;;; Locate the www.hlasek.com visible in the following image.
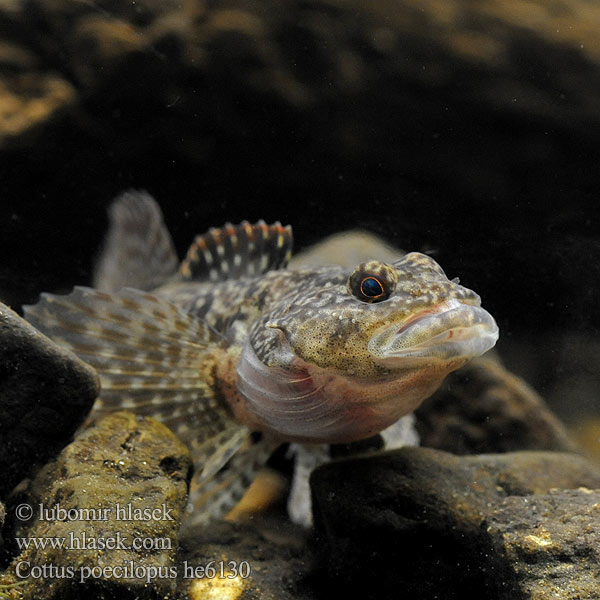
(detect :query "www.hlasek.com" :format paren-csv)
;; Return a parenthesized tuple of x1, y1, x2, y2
(15, 530, 172, 552)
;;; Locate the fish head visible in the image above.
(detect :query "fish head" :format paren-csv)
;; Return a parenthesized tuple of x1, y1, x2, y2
(238, 253, 499, 443)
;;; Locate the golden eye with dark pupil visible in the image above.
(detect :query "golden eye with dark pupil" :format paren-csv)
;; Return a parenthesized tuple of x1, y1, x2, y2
(360, 276, 384, 298)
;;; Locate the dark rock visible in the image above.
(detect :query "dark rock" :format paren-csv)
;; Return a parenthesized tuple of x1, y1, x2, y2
(177, 519, 316, 600)
(311, 447, 600, 600)
(483, 489, 600, 600)
(3, 0, 598, 149)
(0, 301, 99, 498)
(1, 411, 192, 600)
(415, 356, 578, 455)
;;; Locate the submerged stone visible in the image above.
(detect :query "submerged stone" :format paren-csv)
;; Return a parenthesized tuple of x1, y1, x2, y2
(0, 301, 98, 498)
(311, 447, 600, 600)
(415, 356, 578, 455)
(1, 411, 192, 600)
(483, 488, 600, 600)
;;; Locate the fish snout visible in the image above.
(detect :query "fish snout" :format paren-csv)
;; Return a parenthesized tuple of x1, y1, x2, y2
(369, 299, 499, 366)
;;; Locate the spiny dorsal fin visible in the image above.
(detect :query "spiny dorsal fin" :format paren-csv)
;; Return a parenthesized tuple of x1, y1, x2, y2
(179, 220, 293, 282)
(94, 191, 178, 293)
(23, 286, 248, 485)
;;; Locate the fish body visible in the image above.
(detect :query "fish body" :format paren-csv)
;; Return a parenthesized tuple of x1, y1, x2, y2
(160, 257, 496, 445)
(25, 192, 499, 524)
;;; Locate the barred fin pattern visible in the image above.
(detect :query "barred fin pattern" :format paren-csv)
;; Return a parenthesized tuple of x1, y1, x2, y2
(94, 191, 179, 293)
(179, 220, 293, 282)
(184, 435, 278, 526)
(24, 286, 247, 483)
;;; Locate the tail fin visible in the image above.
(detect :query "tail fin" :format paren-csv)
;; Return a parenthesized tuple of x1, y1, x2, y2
(94, 191, 179, 293)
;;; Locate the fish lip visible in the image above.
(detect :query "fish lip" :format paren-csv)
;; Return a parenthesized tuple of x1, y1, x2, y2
(369, 299, 499, 364)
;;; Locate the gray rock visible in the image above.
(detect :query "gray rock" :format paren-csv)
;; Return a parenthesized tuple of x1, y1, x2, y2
(289, 230, 403, 269)
(311, 447, 600, 600)
(2, 411, 192, 600)
(415, 357, 578, 455)
(483, 489, 600, 600)
(0, 301, 99, 498)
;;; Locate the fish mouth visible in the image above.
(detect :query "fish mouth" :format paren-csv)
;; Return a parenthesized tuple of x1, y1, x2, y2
(369, 299, 499, 367)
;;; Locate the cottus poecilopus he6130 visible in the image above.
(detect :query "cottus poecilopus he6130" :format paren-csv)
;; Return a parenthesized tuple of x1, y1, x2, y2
(24, 191, 499, 525)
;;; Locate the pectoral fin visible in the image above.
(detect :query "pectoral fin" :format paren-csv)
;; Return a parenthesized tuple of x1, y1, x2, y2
(24, 286, 249, 485)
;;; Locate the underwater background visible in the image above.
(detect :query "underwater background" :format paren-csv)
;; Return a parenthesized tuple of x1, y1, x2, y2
(0, 1, 598, 470)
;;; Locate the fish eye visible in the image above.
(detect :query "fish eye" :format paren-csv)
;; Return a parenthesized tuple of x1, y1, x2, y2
(348, 261, 398, 303)
(360, 277, 384, 298)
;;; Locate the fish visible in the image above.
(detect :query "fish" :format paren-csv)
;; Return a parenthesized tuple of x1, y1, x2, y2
(24, 191, 499, 525)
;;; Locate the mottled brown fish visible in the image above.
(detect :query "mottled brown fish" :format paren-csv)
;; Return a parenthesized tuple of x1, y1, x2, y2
(25, 191, 499, 524)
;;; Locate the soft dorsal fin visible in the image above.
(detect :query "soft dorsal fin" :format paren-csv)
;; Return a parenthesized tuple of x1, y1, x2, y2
(94, 191, 179, 293)
(179, 220, 293, 282)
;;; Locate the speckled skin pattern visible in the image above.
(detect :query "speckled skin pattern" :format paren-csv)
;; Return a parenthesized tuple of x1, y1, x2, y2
(156, 253, 496, 443)
(160, 254, 475, 368)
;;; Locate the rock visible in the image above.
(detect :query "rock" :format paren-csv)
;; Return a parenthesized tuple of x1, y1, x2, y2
(8, 0, 599, 141)
(311, 447, 600, 600)
(0, 301, 98, 498)
(289, 230, 403, 269)
(0, 73, 76, 146)
(483, 489, 600, 600)
(415, 356, 578, 455)
(1, 411, 192, 600)
(177, 519, 316, 600)
(571, 418, 600, 464)
(0, 0, 77, 146)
